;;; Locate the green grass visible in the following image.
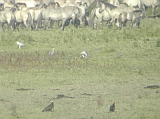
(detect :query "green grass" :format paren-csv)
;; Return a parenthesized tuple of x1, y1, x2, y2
(0, 18, 160, 119)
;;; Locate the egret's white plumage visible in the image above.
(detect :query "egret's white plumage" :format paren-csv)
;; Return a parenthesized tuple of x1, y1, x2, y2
(49, 48, 55, 55)
(81, 51, 87, 58)
(16, 41, 25, 49)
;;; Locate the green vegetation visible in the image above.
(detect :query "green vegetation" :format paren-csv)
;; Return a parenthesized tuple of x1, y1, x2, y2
(156, 39, 160, 47)
(0, 18, 160, 119)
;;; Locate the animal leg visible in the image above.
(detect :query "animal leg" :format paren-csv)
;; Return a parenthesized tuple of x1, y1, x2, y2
(6, 23, 10, 30)
(50, 20, 54, 28)
(155, 6, 159, 17)
(127, 21, 132, 28)
(152, 5, 155, 16)
(6, 18, 11, 30)
(71, 13, 77, 27)
(1, 23, 4, 31)
(122, 20, 127, 28)
(23, 20, 28, 30)
(30, 22, 34, 30)
(116, 19, 121, 29)
(79, 17, 85, 26)
(15, 22, 19, 31)
(10, 19, 16, 30)
(58, 21, 62, 27)
(44, 19, 49, 30)
(32, 22, 36, 30)
(142, 5, 147, 17)
(89, 9, 95, 29)
(61, 19, 67, 30)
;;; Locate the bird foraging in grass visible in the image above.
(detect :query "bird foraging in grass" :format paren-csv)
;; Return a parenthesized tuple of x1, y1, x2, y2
(49, 48, 55, 55)
(109, 102, 115, 112)
(80, 51, 87, 58)
(16, 41, 25, 49)
(42, 101, 54, 112)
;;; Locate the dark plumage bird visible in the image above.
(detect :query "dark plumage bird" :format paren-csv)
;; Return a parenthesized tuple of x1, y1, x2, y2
(109, 102, 115, 112)
(42, 101, 54, 112)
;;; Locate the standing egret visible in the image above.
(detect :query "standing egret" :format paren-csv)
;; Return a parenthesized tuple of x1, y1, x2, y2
(16, 41, 25, 49)
(81, 51, 87, 58)
(49, 48, 55, 55)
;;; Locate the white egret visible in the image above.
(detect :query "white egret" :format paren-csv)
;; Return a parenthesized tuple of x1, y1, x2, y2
(16, 41, 25, 49)
(81, 51, 87, 58)
(49, 48, 55, 55)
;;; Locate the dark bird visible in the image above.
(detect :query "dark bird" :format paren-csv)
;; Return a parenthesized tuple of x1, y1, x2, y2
(42, 101, 54, 112)
(144, 85, 159, 89)
(109, 102, 115, 112)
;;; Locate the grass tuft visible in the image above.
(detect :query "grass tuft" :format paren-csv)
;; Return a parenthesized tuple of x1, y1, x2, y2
(156, 39, 160, 47)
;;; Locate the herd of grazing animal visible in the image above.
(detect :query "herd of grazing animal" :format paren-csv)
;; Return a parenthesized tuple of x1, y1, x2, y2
(0, 0, 159, 31)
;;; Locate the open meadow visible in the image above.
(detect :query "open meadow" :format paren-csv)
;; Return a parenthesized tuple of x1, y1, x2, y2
(0, 17, 160, 119)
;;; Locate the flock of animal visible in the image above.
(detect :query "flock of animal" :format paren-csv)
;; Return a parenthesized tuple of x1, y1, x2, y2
(0, 0, 159, 31)
(42, 100, 115, 112)
(1, 0, 158, 115)
(16, 40, 88, 58)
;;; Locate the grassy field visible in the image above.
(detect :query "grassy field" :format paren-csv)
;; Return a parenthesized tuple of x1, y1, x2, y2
(0, 17, 160, 119)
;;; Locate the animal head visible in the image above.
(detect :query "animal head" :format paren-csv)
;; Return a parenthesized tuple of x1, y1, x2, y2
(76, 2, 88, 9)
